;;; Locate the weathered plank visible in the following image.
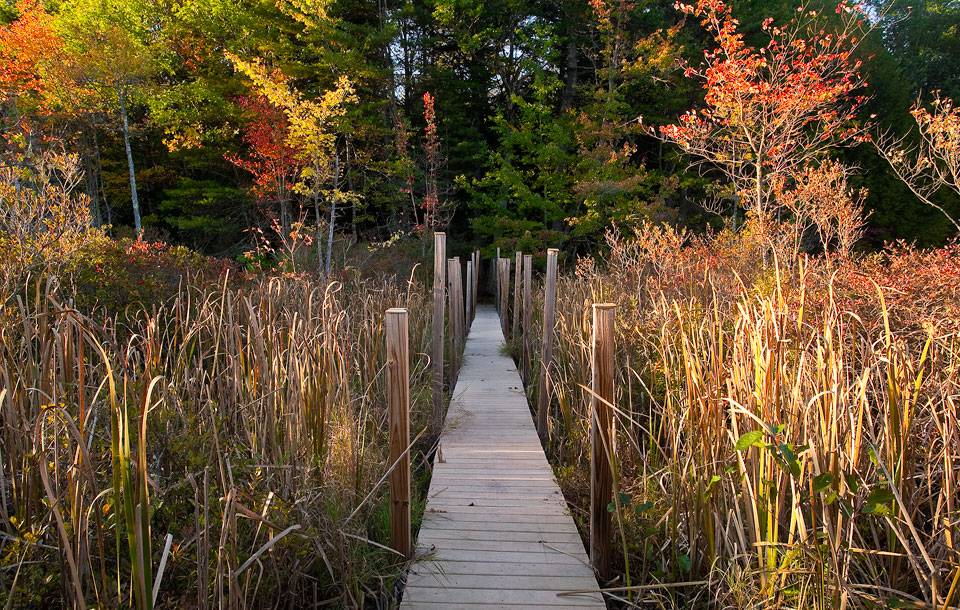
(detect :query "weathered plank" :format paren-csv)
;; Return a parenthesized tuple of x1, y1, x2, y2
(401, 305, 604, 609)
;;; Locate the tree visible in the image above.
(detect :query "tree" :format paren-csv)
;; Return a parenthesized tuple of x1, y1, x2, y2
(657, 0, 872, 237)
(420, 91, 454, 231)
(0, 0, 61, 109)
(226, 95, 304, 234)
(876, 92, 960, 233)
(55, 0, 165, 236)
(226, 53, 356, 274)
(0, 146, 97, 291)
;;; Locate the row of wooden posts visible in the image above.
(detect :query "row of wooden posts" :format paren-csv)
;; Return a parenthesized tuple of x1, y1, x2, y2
(384, 234, 618, 581)
(386, 233, 479, 559)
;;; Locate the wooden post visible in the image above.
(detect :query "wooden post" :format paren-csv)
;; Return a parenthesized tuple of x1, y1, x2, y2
(512, 251, 522, 342)
(472, 251, 479, 320)
(499, 258, 510, 338)
(385, 308, 411, 558)
(522, 254, 532, 384)
(465, 260, 474, 331)
(454, 258, 464, 356)
(448, 257, 463, 382)
(536, 248, 558, 441)
(494, 247, 501, 308)
(431, 233, 446, 431)
(590, 303, 616, 580)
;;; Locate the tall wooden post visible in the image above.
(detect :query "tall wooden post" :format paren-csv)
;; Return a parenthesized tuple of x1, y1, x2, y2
(448, 257, 464, 382)
(590, 303, 616, 580)
(455, 260, 464, 355)
(431, 233, 446, 431)
(498, 258, 510, 338)
(512, 251, 522, 342)
(522, 254, 533, 384)
(493, 247, 501, 308)
(536, 248, 558, 441)
(465, 260, 474, 331)
(385, 308, 411, 558)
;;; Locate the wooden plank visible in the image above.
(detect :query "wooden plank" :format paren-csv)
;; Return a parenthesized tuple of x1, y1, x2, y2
(417, 529, 584, 544)
(401, 305, 603, 609)
(405, 573, 598, 591)
(410, 560, 594, 578)
(404, 587, 602, 606)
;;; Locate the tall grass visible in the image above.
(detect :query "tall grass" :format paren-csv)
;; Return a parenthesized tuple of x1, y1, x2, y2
(527, 227, 960, 608)
(1, 271, 436, 608)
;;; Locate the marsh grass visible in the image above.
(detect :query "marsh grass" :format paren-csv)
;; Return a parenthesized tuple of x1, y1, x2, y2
(1, 269, 438, 608)
(524, 228, 960, 608)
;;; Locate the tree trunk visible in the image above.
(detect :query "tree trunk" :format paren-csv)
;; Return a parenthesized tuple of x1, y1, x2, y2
(119, 88, 142, 236)
(313, 185, 323, 272)
(325, 148, 340, 277)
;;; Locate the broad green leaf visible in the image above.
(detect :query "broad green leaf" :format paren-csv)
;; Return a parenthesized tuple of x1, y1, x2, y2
(735, 429, 764, 451)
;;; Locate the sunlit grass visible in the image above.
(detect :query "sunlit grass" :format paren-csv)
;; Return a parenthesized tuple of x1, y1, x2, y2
(526, 228, 960, 608)
(1, 271, 437, 608)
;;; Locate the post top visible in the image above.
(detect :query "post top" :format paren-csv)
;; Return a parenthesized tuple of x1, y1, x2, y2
(386, 307, 408, 314)
(547, 248, 559, 254)
(593, 303, 616, 310)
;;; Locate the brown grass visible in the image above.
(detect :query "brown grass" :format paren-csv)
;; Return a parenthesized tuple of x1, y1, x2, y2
(1, 270, 437, 608)
(526, 226, 960, 608)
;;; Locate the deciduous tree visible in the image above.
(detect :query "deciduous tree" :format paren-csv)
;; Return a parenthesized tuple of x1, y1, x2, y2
(226, 53, 356, 274)
(876, 92, 960, 232)
(657, 0, 872, 237)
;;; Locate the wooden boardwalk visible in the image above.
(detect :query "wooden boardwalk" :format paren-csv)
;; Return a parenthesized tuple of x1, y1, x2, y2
(401, 305, 605, 609)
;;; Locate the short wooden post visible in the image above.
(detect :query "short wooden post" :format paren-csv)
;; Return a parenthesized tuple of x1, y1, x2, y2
(431, 233, 446, 431)
(590, 303, 616, 581)
(522, 254, 532, 383)
(471, 250, 479, 320)
(512, 251, 522, 342)
(465, 260, 474, 331)
(499, 258, 510, 338)
(536, 248, 558, 441)
(385, 308, 411, 558)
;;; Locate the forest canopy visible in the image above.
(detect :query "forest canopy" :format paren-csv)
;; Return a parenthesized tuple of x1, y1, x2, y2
(1, 0, 959, 258)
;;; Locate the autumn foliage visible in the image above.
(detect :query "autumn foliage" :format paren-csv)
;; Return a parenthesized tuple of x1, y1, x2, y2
(659, 0, 871, 236)
(226, 95, 303, 231)
(0, 0, 61, 100)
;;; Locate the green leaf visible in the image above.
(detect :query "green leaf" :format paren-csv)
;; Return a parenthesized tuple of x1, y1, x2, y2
(734, 429, 764, 451)
(607, 501, 616, 513)
(865, 486, 895, 516)
(845, 473, 860, 494)
(617, 491, 631, 507)
(704, 474, 722, 497)
(634, 501, 654, 515)
(677, 553, 691, 573)
(778, 443, 801, 478)
(813, 473, 834, 493)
